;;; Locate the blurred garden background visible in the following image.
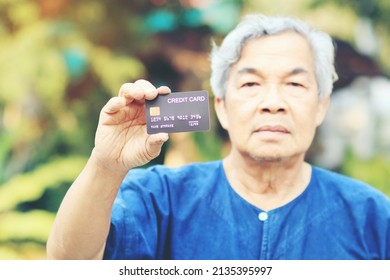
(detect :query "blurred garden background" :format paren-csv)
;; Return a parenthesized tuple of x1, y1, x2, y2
(0, 0, 390, 259)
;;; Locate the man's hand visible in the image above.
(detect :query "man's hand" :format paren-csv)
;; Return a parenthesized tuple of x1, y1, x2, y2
(92, 79, 170, 173)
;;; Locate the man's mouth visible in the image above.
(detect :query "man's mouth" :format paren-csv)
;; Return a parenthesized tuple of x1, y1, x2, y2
(255, 125, 290, 134)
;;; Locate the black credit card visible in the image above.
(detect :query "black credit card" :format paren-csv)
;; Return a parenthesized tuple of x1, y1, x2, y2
(145, 90, 210, 134)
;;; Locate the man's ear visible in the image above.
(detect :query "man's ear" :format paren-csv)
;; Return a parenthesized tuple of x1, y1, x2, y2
(315, 95, 330, 127)
(214, 96, 229, 130)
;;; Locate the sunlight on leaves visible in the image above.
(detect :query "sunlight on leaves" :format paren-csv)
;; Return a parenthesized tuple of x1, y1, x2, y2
(0, 156, 87, 212)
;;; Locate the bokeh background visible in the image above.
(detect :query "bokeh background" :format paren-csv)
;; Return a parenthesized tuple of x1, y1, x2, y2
(0, 0, 389, 259)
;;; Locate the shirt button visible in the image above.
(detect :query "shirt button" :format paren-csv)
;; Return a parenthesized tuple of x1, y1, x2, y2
(258, 212, 268, 221)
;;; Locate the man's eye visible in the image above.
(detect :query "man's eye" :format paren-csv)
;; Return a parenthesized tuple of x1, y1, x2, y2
(242, 82, 259, 87)
(288, 82, 303, 87)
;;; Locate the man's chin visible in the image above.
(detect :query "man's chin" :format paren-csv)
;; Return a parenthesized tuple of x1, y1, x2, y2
(250, 153, 284, 162)
(248, 151, 296, 164)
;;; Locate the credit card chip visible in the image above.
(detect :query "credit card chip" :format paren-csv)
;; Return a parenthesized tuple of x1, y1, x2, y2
(149, 106, 160, 116)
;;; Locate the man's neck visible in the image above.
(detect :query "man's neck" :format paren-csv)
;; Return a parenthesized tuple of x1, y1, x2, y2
(223, 152, 312, 211)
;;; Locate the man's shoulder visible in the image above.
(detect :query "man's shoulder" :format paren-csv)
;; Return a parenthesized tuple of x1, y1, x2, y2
(313, 165, 378, 190)
(312, 165, 390, 207)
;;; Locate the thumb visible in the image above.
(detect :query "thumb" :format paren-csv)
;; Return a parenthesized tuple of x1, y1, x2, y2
(146, 133, 169, 159)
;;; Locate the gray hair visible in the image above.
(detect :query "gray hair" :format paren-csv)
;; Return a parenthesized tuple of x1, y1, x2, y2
(210, 14, 338, 100)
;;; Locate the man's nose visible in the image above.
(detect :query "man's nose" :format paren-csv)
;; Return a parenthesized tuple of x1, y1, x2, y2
(258, 85, 287, 114)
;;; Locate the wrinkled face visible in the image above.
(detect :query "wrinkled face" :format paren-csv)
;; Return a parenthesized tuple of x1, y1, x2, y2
(215, 31, 330, 163)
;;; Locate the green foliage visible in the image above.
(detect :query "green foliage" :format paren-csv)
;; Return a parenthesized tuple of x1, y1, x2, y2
(192, 131, 223, 161)
(0, 156, 87, 259)
(90, 47, 146, 96)
(310, 0, 390, 21)
(309, 0, 390, 74)
(0, 156, 87, 212)
(0, 210, 54, 244)
(341, 152, 390, 197)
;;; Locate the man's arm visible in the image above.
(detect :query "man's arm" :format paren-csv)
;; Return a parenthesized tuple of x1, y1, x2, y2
(46, 156, 126, 259)
(46, 80, 170, 259)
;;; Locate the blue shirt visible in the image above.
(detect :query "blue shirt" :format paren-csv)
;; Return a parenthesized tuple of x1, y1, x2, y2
(103, 160, 390, 260)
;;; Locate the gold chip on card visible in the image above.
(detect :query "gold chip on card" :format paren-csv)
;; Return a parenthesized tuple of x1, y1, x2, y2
(149, 106, 160, 116)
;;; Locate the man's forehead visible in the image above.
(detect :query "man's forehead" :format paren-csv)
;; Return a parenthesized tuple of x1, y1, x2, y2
(232, 66, 313, 81)
(232, 34, 316, 77)
(239, 32, 314, 60)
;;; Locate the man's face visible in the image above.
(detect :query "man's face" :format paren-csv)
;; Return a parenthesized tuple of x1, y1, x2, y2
(215, 31, 330, 163)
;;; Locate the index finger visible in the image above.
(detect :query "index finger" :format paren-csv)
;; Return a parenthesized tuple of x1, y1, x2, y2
(157, 85, 171, 96)
(118, 80, 157, 103)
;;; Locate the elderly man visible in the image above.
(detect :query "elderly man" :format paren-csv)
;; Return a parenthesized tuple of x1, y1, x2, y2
(47, 14, 390, 259)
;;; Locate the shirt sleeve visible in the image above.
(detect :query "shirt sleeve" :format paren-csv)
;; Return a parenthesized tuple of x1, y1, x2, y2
(103, 167, 171, 260)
